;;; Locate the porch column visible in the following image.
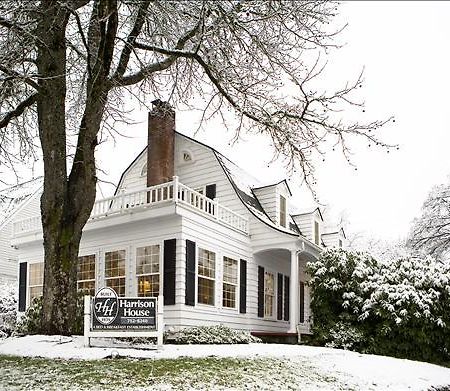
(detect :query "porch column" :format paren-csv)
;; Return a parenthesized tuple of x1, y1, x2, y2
(289, 250, 299, 333)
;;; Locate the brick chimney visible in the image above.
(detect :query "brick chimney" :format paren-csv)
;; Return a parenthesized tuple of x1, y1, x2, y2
(147, 99, 175, 187)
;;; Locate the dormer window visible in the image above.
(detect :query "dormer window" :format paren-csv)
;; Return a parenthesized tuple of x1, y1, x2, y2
(279, 195, 287, 227)
(314, 221, 320, 245)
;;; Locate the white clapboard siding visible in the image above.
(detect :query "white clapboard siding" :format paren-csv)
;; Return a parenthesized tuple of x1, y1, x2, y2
(292, 214, 313, 242)
(0, 224, 16, 280)
(253, 186, 277, 224)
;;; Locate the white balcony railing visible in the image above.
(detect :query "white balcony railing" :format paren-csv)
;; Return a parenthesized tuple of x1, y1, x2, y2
(12, 177, 249, 236)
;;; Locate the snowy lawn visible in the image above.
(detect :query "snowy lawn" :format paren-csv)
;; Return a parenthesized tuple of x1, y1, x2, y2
(0, 336, 450, 390)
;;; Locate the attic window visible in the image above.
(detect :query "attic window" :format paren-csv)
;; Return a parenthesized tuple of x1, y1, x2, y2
(141, 163, 147, 177)
(279, 195, 287, 227)
(314, 221, 320, 245)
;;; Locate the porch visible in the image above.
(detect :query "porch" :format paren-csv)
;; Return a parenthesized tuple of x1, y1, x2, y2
(12, 176, 249, 239)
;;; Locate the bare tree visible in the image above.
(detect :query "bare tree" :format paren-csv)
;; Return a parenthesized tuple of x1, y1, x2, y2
(0, 0, 394, 334)
(408, 180, 450, 262)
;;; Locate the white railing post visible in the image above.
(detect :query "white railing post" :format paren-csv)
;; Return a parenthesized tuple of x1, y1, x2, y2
(84, 295, 91, 347)
(173, 176, 179, 203)
(213, 198, 219, 220)
(157, 295, 164, 348)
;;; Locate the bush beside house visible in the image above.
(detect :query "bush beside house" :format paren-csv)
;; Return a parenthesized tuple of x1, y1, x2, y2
(307, 248, 450, 364)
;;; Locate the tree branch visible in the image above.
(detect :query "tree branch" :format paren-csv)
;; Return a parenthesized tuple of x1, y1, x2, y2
(0, 93, 38, 129)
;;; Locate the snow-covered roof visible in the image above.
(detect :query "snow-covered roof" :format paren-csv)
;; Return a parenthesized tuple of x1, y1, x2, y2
(0, 177, 43, 229)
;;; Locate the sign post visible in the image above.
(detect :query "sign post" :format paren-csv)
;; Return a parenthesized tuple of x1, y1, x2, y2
(84, 287, 164, 348)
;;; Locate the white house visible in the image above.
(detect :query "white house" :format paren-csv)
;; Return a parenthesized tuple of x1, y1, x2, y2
(0, 178, 42, 282)
(10, 101, 345, 337)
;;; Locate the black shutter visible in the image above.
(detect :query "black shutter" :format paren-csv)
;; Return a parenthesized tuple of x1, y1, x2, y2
(18, 262, 27, 312)
(163, 239, 176, 305)
(277, 273, 283, 320)
(205, 184, 216, 199)
(185, 240, 196, 306)
(284, 275, 290, 321)
(300, 281, 305, 323)
(239, 259, 247, 313)
(257, 266, 264, 317)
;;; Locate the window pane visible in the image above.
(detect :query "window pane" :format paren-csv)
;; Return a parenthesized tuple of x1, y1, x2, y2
(136, 245, 160, 275)
(264, 272, 274, 317)
(198, 277, 215, 305)
(29, 263, 44, 286)
(105, 250, 126, 278)
(198, 248, 215, 278)
(315, 221, 320, 245)
(29, 286, 43, 302)
(77, 280, 95, 296)
(222, 283, 236, 308)
(223, 257, 237, 284)
(137, 275, 159, 297)
(106, 277, 126, 297)
(280, 195, 286, 227)
(77, 254, 95, 281)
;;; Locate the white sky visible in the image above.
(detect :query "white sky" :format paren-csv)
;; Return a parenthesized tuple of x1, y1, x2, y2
(4, 1, 449, 242)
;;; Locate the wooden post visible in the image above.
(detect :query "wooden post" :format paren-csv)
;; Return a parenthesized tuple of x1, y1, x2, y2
(173, 176, 179, 202)
(84, 295, 91, 347)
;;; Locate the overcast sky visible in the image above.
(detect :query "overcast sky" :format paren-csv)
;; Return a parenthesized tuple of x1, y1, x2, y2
(5, 1, 448, 242)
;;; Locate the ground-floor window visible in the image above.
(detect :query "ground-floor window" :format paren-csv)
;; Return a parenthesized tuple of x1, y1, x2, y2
(29, 262, 44, 303)
(77, 254, 96, 296)
(264, 271, 275, 318)
(136, 245, 160, 297)
(198, 248, 215, 305)
(105, 250, 126, 296)
(222, 256, 238, 308)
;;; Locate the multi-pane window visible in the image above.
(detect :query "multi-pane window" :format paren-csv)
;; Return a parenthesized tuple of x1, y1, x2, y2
(280, 195, 287, 227)
(314, 221, 320, 245)
(105, 250, 126, 297)
(264, 271, 275, 317)
(29, 262, 44, 303)
(77, 254, 96, 296)
(136, 245, 160, 297)
(222, 257, 238, 308)
(198, 248, 215, 305)
(339, 239, 343, 248)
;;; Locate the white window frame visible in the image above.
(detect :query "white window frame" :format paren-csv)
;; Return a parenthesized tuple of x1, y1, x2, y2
(135, 243, 161, 298)
(104, 249, 127, 297)
(314, 220, 320, 245)
(222, 256, 239, 310)
(197, 247, 216, 307)
(28, 262, 44, 306)
(264, 270, 276, 319)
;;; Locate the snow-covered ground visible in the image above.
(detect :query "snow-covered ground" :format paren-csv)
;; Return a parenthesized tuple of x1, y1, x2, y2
(1, 335, 450, 390)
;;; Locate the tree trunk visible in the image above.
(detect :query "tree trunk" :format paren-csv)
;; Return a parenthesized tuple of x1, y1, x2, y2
(35, 0, 114, 335)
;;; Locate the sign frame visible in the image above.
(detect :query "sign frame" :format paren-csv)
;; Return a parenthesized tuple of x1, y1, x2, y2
(83, 292, 164, 348)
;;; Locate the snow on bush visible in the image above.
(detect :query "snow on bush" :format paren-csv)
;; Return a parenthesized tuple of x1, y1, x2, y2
(15, 296, 42, 335)
(0, 280, 17, 338)
(167, 325, 261, 344)
(308, 248, 450, 364)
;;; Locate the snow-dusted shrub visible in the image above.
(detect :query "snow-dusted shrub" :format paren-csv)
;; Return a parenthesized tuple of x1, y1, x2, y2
(308, 248, 450, 364)
(167, 325, 261, 344)
(15, 296, 43, 335)
(0, 281, 17, 338)
(325, 321, 364, 350)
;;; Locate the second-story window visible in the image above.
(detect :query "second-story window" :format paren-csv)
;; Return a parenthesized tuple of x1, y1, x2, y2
(105, 250, 126, 297)
(198, 248, 215, 305)
(314, 221, 320, 245)
(136, 245, 160, 297)
(77, 254, 96, 296)
(223, 257, 238, 308)
(280, 195, 287, 227)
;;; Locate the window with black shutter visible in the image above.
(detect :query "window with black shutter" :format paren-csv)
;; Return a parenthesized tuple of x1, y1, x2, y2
(18, 262, 27, 312)
(185, 240, 196, 306)
(257, 266, 264, 317)
(299, 281, 305, 323)
(277, 273, 283, 320)
(239, 259, 247, 313)
(284, 275, 290, 321)
(163, 239, 176, 305)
